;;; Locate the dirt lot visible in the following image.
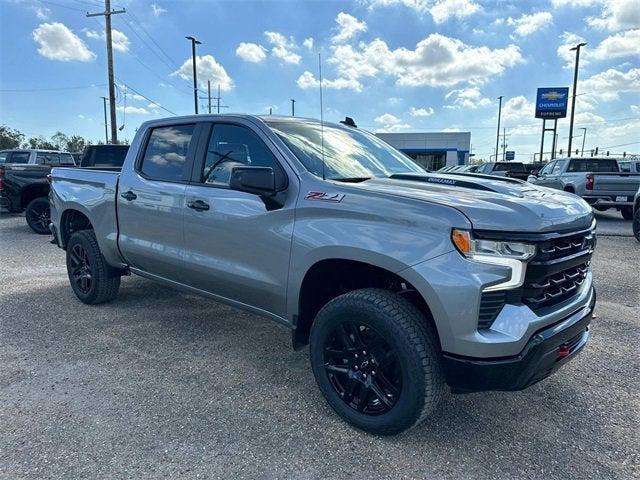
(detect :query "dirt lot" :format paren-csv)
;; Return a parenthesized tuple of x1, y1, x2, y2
(1, 213, 638, 479)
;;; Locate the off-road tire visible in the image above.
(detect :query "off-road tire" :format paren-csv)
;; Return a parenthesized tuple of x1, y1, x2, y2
(25, 197, 51, 234)
(620, 206, 633, 221)
(309, 288, 444, 436)
(633, 208, 640, 242)
(66, 230, 121, 304)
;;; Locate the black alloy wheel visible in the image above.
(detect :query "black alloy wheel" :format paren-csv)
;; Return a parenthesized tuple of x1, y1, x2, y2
(25, 197, 51, 234)
(323, 321, 402, 415)
(69, 243, 93, 295)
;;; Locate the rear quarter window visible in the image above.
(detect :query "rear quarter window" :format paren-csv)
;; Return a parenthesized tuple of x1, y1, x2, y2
(567, 159, 619, 172)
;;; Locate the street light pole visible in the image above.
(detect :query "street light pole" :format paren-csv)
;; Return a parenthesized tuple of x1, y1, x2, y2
(495, 95, 503, 162)
(568, 42, 586, 157)
(185, 36, 201, 114)
(580, 127, 587, 156)
(290, 98, 296, 117)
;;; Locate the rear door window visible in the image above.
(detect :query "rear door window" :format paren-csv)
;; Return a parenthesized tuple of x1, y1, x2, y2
(139, 124, 195, 182)
(36, 153, 61, 165)
(0, 152, 8, 163)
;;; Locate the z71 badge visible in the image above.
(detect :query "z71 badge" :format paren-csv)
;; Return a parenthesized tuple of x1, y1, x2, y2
(305, 191, 345, 202)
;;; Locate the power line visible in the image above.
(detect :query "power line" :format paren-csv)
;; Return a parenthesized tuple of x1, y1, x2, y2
(127, 10, 180, 67)
(115, 78, 178, 116)
(0, 84, 106, 92)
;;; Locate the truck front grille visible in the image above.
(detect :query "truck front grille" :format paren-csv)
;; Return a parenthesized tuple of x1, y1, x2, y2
(476, 227, 594, 329)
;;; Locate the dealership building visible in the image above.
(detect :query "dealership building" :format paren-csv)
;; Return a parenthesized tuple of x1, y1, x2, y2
(376, 132, 471, 171)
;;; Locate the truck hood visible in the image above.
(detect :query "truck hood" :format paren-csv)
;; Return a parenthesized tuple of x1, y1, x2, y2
(355, 173, 594, 233)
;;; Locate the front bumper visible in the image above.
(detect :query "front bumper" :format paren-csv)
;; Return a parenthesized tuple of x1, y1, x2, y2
(442, 289, 594, 393)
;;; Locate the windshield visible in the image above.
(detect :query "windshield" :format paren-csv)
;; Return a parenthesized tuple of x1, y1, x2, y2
(266, 120, 424, 180)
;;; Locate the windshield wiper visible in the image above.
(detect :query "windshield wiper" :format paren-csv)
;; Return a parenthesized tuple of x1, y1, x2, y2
(329, 177, 371, 183)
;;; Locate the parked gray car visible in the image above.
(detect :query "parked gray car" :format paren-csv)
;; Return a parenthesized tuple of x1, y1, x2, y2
(49, 115, 596, 435)
(528, 157, 640, 220)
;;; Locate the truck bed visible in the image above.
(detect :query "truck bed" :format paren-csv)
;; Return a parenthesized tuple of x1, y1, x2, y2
(49, 167, 123, 267)
(591, 172, 640, 205)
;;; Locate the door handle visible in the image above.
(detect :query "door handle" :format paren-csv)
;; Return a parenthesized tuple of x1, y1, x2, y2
(187, 199, 210, 211)
(120, 190, 137, 201)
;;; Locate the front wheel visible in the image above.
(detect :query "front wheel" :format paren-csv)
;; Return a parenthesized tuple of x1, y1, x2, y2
(25, 197, 51, 234)
(633, 208, 640, 242)
(309, 288, 444, 436)
(66, 230, 121, 304)
(620, 206, 634, 221)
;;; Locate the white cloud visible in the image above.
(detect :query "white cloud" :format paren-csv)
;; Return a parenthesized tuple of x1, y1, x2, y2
(172, 54, 234, 91)
(507, 11, 553, 37)
(410, 107, 434, 117)
(445, 86, 492, 109)
(85, 29, 129, 53)
(151, 4, 166, 16)
(328, 34, 522, 89)
(631, 104, 640, 114)
(600, 119, 640, 138)
(363, 0, 430, 13)
(502, 96, 535, 121)
(32, 22, 96, 62)
(587, 0, 640, 31)
(592, 29, 640, 59)
(296, 71, 363, 92)
(579, 67, 640, 100)
(552, 0, 601, 6)
(33, 6, 50, 20)
(430, 0, 481, 23)
(264, 31, 301, 64)
(374, 113, 411, 132)
(573, 111, 606, 124)
(117, 106, 151, 115)
(557, 32, 588, 68)
(333, 12, 367, 43)
(235, 42, 267, 63)
(303, 38, 314, 50)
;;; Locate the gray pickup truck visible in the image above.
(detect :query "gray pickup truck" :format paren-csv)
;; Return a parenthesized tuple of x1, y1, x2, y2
(528, 157, 640, 219)
(49, 115, 596, 435)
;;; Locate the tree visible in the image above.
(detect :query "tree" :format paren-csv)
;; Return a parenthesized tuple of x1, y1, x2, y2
(24, 136, 57, 150)
(66, 135, 88, 153)
(0, 125, 25, 149)
(50, 132, 69, 150)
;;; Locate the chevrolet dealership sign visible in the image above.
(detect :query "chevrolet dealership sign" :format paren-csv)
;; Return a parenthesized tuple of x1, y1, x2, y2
(535, 87, 569, 119)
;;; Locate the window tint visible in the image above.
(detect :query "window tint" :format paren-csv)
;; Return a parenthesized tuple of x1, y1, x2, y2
(83, 146, 129, 167)
(494, 163, 511, 171)
(0, 152, 8, 163)
(540, 161, 555, 175)
(551, 160, 566, 174)
(9, 152, 30, 164)
(36, 152, 61, 165)
(140, 125, 195, 182)
(567, 159, 619, 172)
(60, 153, 75, 165)
(202, 124, 280, 187)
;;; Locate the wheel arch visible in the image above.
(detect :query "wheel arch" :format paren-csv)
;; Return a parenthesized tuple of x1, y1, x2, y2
(20, 183, 49, 209)
(292, 257, 438, 350)
(59, 207, 94, 249)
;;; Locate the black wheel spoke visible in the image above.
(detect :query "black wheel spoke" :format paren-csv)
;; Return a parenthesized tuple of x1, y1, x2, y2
(323, 320, 401, 416)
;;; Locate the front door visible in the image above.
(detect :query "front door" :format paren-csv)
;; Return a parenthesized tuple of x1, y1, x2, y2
(117, 122, 201, 281)
(182, 121, 295, 317)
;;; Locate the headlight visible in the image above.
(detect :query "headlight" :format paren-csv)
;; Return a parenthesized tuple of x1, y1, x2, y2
(451, 229, 536, 291)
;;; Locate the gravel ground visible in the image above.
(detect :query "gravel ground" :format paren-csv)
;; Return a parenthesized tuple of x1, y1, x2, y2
(0, 213, 638, 480)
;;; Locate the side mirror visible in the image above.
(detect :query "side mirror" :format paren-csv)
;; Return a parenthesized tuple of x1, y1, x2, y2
(531, 169, 539, 176)
(230, 166, 276, 196)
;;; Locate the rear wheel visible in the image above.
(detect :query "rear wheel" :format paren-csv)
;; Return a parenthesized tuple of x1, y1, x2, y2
(593, 206, 609, 212)
(309, 288, 444, 435)
(633, 208, 640, 242)
(620, 206, 633, 220)
(25, 197, 50, 234)
(66, 230, 121, 304)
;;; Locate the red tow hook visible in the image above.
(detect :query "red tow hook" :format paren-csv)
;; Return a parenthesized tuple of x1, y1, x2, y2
(558, 345, 571, 358)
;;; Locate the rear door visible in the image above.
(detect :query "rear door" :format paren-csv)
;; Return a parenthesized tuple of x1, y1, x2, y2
(117, 122, 203, 281)
(181, 121, 296, 317)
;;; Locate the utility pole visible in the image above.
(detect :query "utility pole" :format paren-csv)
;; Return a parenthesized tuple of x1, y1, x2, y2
(290, 98, 296, 117)
(495, 95, 503, 162)
(100, 96, 109, 143)
(580, 127, 587, 156)
(568, 42, 586, 157)
(501, 127, 507, 161)
(185, 36, 201, 114)
(87, 0, 125, 144)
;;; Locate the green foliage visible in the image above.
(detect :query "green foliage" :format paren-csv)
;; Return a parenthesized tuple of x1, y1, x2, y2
(0, 125, 25, 149)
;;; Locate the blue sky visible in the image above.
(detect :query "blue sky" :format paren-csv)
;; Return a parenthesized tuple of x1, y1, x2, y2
(0, 0, 638, 160)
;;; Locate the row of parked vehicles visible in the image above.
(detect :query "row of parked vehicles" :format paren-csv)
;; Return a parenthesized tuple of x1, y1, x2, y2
(439, 158, 640, 225)
(0, 145, 129, 233)
(1, 114, 638, 435)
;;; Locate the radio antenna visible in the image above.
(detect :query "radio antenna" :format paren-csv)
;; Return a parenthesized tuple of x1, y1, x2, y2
(318, 52, 326, 180)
